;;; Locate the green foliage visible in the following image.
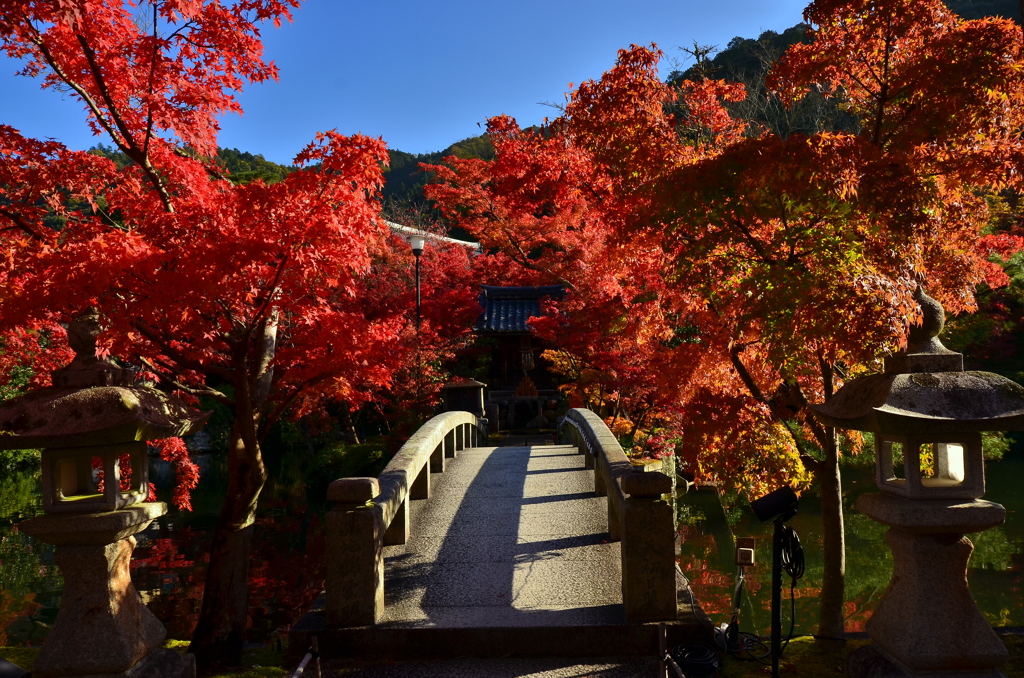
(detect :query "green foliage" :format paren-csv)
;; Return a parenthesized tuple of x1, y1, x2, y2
(382, 134, 495, 208)
(0, 448, 40, 474)
(193, 390, 234, 455)
(163, 640, 288, 677)
(716, 634, 1024, 678)
(0, 461, 41, 521)
(0, 351, 35, 403)
(305, 441, 388, 509)
(668, 25, 810, 85)
(215, 148, 293, 185)
(0, 467, 61, 646)
(88, 143, 132, 169)
(89, 144, 294, 185)
(984, 431, 1012, 461)
(718, 637, 869, 677)
(0, 648, 37, 671)
(972, 526, 1021, 570)
(666, 0, 1019, 142)
(944, 246, 1024, 384)
(676, 501, 707, 526)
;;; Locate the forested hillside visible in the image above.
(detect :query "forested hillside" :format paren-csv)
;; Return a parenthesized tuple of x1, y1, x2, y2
(382, 134, 494, 208)
(90, 136, 493, 210)
(946, 0, 1019, 19)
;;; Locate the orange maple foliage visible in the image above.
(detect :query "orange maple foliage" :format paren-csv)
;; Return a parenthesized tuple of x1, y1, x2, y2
(427, 2, 1024, 635)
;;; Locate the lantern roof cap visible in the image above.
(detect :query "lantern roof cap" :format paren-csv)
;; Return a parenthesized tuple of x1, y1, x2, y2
(883, 286, 965, 374)
(0, 311, 209, 449)
(0, 385, 210, 449)
(809, 371, 1024, 434)
(809, 287, 1024, 433)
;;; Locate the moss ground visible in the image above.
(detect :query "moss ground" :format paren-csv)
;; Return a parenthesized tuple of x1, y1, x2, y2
(715, 635, 1024, 677)
(0, 641, 289, 678)
(4, 634, 1024, 676)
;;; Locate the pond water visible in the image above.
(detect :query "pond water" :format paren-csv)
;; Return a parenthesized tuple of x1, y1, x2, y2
(3, 455, 1023, 646)
(0, 456, 326, 646)
(677, 459, 1024, 636)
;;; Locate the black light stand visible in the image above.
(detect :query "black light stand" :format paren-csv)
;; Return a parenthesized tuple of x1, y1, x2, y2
(750, 486, 800, 678)
(411, 237, 423, 330)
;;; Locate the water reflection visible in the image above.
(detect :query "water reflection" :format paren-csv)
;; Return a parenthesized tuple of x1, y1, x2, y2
(676, 460, 1024, 636)
(0, 466, 61, 645)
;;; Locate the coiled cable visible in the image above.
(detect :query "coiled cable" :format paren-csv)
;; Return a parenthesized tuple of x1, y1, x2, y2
(669, 643, 720, 677)
(779, 524, 805, 657)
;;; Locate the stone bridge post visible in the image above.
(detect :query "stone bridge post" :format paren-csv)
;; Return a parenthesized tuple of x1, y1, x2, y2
(620, 471, 677, 623)
(326, 477, 384, 627)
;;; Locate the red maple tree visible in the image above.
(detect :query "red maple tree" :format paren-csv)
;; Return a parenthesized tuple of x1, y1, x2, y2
(0, 0, 447, 670)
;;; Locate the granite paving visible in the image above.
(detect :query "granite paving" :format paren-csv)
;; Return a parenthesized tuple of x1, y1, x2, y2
(378, 444, 626, 628)
(324, 656, 660, 677)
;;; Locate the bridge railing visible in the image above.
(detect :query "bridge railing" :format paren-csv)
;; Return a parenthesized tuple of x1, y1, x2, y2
(324, 411, 486, 627)
(558, 407, 678, 622)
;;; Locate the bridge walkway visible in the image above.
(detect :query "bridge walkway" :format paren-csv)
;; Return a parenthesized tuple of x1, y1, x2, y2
(378, 442, 626, 628)
(291, 421, 709, 662)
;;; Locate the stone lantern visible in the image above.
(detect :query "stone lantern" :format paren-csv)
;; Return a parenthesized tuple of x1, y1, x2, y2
(810, 288, 1024, 678)
(0, 311, 208, 678)
(441, 378, 487, 417)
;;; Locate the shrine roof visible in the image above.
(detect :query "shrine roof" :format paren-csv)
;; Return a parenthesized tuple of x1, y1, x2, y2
(475, 285, 565, 334)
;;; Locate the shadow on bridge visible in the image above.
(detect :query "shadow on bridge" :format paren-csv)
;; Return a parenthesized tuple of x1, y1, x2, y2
(378, 440, 626, 629)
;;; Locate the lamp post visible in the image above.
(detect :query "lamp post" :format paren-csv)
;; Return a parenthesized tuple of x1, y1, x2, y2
(410, 235, 425, 329)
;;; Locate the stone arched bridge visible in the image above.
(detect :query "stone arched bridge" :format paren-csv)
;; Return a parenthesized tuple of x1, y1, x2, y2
(289, 408, 709, 662)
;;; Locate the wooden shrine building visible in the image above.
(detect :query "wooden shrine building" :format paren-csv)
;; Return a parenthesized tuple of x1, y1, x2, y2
(474, 284, 565, 431)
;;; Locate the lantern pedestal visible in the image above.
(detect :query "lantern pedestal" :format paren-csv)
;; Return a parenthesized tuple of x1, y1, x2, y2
(19, 503, 195, 678)
(849, 493, 1008, 678)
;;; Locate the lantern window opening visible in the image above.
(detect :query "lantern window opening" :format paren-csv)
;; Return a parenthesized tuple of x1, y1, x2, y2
(875, 432, 984, 500)
(879, 439, 905, 484)
(935, 442, 965, 483)
(42, 441, 150, 513)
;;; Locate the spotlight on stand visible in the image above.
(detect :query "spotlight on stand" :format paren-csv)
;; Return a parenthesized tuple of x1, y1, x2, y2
(751, 485, 802, 678)
(750, 485, 799, 523)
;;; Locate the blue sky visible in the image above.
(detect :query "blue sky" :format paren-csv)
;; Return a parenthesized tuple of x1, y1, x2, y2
(0, 0, 808, 165)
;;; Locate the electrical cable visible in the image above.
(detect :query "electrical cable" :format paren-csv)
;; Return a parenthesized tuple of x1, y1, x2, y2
(777, 524, 805, 658)
(670, 563, 727, 675)
(673, 524, 805, 674)
(668, 644, 720, 677)
(676, 563, 771, 666)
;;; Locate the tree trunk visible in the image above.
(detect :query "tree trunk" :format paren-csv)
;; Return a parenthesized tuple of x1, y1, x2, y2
(188, 423, 267, 673)
(189, 518, 255, 670)
(817, 426, 846, 639)
(190, 317, 276, 673)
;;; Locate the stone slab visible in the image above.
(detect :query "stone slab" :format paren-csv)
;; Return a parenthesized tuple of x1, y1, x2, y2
(290, 612, 707, 663)
(50, 649, 196, 678)
(322, 655, 658, 678)
(373, 444, 621, 624)
(856, 493, 1005, 535)
(19, 503, 167, 546)
(848, 643, 1006, 678)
